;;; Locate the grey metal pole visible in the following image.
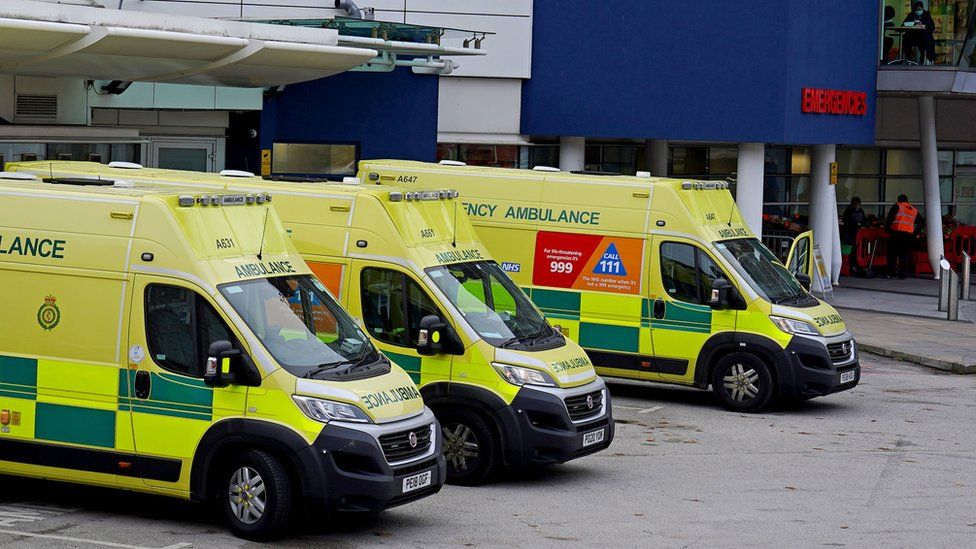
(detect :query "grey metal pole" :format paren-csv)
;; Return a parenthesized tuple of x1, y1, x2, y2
(939, 266, 950, 312)
(948, 270, 960, 321)
(963, 253, 972, 301)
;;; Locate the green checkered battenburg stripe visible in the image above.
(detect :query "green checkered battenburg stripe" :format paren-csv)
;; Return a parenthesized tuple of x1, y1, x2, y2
(0, 355, 38, 401)
(383, 351, 421, 384)
(117, 370, 214, 422)
(525, 287, 713, 353)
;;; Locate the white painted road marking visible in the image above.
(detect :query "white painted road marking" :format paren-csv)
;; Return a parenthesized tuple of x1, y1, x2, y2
(0, 529, 192, 549)
(0, 503, 77, 528)
(637, 406, 664, 414)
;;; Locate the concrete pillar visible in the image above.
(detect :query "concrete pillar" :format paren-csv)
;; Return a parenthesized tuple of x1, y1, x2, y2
(559, 136, 585, 172)
(735, 143, 765, 238)
(809, 144, 838, 284)
(918, 95, 945, 278)
(644, 139, 669, 176)
(831, 202, 842, 283)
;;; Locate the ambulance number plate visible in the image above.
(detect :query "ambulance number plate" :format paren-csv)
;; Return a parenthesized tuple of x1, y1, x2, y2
(402, 470, 432, 494)
(840, 370, 856, 384)
(582, 428, 605, 447)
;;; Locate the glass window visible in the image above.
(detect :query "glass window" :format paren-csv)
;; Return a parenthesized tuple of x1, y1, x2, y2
(272, 142, 357, 176)
(837, 149, 881, 174)
(788, 176, 812, 203)
(671, 147, 707, 176)
(660, 242, 698, 303)
(714, 239, 813, 305)
(601, 146, 637, 174)
(836, 177, 881, 203)
(145, 285, 236, 378)
(427, 262, 558, 349)
(697, 253, 726, 302)
(219, 275, 376, 376)
(764, 147, 789, 175)
(708, 147, 738, 176)
(523, 145, 559, 169)
(361, 268, 443, 348)
(957, 151, 976, 166)
(938, 151, 954, 176)
(884, 178, 925, 203)
(886, 150, 922, 175)
(763, 176, 788, 204)
(791, 148, 811, 174)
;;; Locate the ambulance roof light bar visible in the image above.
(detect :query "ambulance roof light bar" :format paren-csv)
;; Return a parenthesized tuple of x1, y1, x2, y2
(681, 181, 730, 191)
(439, 160, 466, 166)
(220, 170, 256, 178)
(178, 193, 273, 207)
(388, 189, 459, 202)
(0, 172, 38, 180)
(108, 161, 144, 170)
(532, 165, 560, 172)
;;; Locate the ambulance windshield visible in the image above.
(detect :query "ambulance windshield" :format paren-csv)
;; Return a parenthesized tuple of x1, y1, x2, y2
(219, 275, 385, 378)
(715, 238, 817, 307)
(427, 261, 564, 351)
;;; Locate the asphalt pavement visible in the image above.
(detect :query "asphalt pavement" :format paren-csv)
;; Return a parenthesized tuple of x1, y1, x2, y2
(1, 354, 975, 548)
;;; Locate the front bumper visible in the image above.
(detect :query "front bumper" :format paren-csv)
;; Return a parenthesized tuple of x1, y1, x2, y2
(298, 407, 446, 513)
(496, 377, 614, 466)
(776, 332, 860, 399)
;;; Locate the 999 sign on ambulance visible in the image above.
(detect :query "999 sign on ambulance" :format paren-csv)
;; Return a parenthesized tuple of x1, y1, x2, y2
(359, 160, 861, 412)
(5, 161, 615, 486)
(0, 172, 444, 540)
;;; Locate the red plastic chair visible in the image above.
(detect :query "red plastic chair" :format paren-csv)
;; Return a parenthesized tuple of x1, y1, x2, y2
(855, 228, 889, 270)
(945, 226, 976, 269)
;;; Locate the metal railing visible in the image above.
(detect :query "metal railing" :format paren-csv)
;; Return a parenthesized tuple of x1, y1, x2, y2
(937, 253, 973, 321)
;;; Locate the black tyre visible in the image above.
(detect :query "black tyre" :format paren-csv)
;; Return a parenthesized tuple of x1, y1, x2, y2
(439, 408, 499, 486)
(710, 352, 775, 412)
(220, 448, 294, 541)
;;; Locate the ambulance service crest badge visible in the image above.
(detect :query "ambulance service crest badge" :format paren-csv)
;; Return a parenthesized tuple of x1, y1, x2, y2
(37, 295, 61, 330)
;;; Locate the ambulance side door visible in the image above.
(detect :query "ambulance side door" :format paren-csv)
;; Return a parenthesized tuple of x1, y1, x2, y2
(351, 261, 454, 387)
(648, 237, 737, 384)
(125, 275, 248, 491)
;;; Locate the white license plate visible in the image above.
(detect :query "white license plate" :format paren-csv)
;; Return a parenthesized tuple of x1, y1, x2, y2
(840, 370, 856, 384)
(402, 470, 432, 494)
(582, 428, 605, 447)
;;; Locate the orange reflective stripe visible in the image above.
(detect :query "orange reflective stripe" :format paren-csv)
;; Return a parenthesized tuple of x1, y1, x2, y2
(892, 203, 917, 233)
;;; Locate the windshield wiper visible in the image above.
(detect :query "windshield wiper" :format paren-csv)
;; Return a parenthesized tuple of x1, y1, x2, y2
(303, 359, 348, 378)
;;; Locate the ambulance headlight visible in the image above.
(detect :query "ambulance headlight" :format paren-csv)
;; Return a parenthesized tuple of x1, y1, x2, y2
(492, 363, 557, 387)
(292, 396, 371, 424)
(769, 315, 820, 336)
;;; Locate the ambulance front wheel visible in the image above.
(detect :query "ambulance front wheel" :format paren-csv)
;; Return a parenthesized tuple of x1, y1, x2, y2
(220, 448, 295, 541)
(439, 408, 499, 486)
(711, 352, 775, 413)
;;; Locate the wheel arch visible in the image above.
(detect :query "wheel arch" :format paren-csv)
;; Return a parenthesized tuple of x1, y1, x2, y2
(190, 418, 323, 504)
(694, 332, 787, 389)
(420, 382, 511, 458)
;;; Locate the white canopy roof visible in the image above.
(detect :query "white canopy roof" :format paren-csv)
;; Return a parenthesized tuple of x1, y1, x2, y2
(0, 1, 378, 87)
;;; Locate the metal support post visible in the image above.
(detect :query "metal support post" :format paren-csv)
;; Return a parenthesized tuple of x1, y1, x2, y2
(948, 270, 960, 321)
(963, 252, 971, 301)
(938, 266, 950, 311)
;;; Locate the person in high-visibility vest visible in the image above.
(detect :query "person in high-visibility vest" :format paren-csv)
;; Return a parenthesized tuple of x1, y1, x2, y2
(885, 194, 922, 279)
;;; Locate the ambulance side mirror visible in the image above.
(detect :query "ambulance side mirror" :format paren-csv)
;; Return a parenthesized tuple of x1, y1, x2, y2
(417, 315, 447, 356)
(709, 279, 734, 310)
(205, 340, 259, 387)
(795, 273, 812, 292)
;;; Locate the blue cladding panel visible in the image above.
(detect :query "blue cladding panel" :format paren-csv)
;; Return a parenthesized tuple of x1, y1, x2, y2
(522, 0, 878, 145)
(261, 67, 439, 161)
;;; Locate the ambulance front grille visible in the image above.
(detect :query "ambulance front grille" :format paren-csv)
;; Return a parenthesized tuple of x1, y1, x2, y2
(827, 340, 855, 365)
(565, 390, 604, 422)
(379, 425, 432, 463)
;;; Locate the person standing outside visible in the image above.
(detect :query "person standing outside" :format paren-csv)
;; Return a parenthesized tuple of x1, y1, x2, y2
(903, 1, 937, 65)
(842, 197, 867, 277)
(886, 194, 921, 279)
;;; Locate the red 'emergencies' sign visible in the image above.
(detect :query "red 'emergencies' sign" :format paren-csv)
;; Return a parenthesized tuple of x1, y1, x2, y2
(532, 231, 644, 295)
(801, 88, 867, 116)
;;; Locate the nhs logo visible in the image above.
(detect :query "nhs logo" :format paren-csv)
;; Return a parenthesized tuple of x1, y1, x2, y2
(501, 262, 521, 273)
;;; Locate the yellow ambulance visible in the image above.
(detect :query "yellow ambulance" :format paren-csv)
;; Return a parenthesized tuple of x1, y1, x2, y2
(4, 161, 615, 486)
(356, 160, 860, 412)
(0, 171, 445, 540)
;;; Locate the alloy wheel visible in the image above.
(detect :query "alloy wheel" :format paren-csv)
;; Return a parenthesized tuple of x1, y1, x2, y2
(228, 466, 266, 525)
(442, 423, 479, 472)
(722, 363, 760, 402)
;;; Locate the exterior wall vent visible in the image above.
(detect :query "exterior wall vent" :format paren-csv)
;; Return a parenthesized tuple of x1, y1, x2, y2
(16, 94, 58, 120)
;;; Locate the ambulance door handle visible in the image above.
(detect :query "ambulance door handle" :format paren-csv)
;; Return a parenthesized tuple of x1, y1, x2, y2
(653, 298, 666, 319)
(134, 370, 151, 400)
